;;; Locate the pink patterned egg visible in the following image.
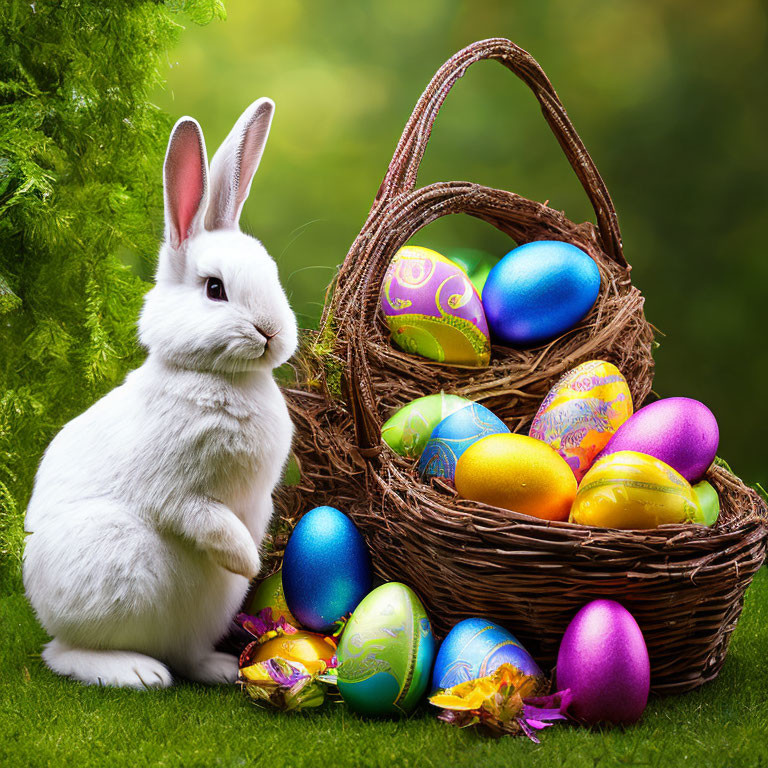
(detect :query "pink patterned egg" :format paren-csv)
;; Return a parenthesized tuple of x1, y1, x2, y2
(380, 246, 490, 367)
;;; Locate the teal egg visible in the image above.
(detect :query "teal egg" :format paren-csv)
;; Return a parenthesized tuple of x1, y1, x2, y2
(282, 506, 372, 632)
(482, 240, 601, 345)
(336, 583, 435, 716)
(419, 402, 509, 484)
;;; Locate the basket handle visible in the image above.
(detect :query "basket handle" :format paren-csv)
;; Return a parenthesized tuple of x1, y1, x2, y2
(374, 38, 625, 266)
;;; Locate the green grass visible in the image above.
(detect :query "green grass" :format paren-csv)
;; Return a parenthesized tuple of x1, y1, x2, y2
(2, 569, 767, 768)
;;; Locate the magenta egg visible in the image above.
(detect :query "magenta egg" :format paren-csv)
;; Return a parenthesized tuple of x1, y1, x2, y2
(598, 397, 718, 483)
(556, 599, 650, 725)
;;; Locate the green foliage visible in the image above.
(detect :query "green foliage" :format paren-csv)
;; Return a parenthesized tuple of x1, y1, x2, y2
(0, 0, 224, 584)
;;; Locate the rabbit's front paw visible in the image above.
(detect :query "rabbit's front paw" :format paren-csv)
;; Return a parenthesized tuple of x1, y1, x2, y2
(208, 523, 260, 578)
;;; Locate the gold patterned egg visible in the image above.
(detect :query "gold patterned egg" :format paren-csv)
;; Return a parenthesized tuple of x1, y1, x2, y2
(248, 631, 337, 675)
(529, 360, 632, 482)
(570, 451, 703, 529)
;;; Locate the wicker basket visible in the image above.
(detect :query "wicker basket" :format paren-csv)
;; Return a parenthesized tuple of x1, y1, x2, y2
(274, 39, 768, 694)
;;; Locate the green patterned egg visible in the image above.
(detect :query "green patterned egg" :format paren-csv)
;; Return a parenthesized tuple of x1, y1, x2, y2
(336, 582, 435, 716)
(381, 393, 472, 457)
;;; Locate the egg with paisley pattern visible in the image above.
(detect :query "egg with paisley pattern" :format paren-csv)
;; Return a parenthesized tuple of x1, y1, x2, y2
(380, 246, 490, 367)
(419, 402, 509, 485)
(529, 360, 633, 481)
(336, 582, 435, 716)
(431, 618, 544, 692)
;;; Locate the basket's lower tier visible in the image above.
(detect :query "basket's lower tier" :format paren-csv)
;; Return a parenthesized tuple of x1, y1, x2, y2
(344, 465, 767, 695)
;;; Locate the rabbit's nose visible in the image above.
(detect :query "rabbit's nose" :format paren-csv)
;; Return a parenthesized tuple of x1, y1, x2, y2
(254, 323, 278, 341)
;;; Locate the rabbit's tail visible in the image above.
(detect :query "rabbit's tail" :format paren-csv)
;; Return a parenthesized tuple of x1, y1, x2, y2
(42, 638, 173, 689)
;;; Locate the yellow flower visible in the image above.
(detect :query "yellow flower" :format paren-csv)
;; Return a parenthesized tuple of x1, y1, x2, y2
(430, 664, 544, 711)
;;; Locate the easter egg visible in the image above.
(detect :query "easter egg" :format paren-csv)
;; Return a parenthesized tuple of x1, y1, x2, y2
(693, 480, 720, 527)
(244, 569, 298, 625)
(419, 402, 509, 485)
(381, 392, 472, 458)
(556, 599, 650, 725)
(431, 618, 543, 691)
(282, 506, 372, 632)
(469, 263, 493, 294)
(599, 397, 719, 483)
(455, 433, 577, 521)
(482, 240, 601, 345)
(529, 360, 633, 481)
(446, 248, 498, 293)
(380, 246, 490, 367)
(570, 451, 703, 529)
(336, 582, 435, 716)
(249, 631, 337, 674)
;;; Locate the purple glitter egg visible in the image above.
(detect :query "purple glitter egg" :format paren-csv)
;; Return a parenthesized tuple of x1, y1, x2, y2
(598, 397, 718, 483)
(556, 600, 650, 725)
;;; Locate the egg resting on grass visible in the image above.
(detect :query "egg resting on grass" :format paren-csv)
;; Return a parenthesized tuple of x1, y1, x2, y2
(336, 582, 435, 716)
(556, 599, 650, 725)
(431, 617, 544, 692)
(282, 506, 372, 633)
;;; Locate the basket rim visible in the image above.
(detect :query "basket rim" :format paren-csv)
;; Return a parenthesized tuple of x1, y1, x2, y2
(366, 453, 768, 548)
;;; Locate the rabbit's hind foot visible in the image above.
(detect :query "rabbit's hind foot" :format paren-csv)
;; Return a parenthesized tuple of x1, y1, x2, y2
(42, 638, 173, 689)
(178, 650, 238, 685)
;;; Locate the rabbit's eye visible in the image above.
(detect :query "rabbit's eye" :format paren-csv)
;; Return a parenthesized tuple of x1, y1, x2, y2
(206, 277, 228, 302)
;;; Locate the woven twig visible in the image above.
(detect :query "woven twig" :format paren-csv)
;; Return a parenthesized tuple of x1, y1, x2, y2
(272, 39, 768, 695)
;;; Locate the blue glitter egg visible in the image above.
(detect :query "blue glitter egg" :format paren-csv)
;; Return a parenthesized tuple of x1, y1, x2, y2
(482, 241, 601, 345)
(419, 403, 508, 485)
(432, 618, 543, 691)
(282, 506, 372, 632)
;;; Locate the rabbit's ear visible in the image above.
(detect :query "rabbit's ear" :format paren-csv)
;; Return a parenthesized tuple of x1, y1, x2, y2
(163, 117, 209, 250)
(206, 98, 274, 231)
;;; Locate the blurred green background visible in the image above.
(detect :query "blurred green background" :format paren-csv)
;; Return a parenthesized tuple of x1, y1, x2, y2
(146, 0, 766, 488)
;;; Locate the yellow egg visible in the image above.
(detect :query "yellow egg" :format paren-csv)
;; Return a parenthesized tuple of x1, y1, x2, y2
(570, 450, 703, 529)
(455, 433, 577, 521)
(249, 631, 337, 675)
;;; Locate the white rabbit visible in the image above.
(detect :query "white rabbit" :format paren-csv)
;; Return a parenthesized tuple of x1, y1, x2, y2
(23, 98, 298, 689)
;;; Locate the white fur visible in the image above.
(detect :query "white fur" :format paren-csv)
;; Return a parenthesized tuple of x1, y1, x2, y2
(23, 98, 298, 688)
